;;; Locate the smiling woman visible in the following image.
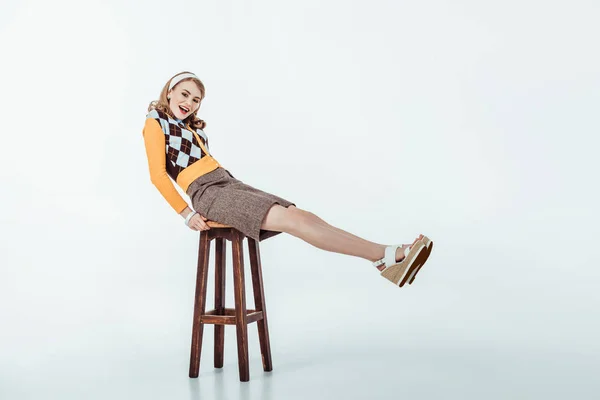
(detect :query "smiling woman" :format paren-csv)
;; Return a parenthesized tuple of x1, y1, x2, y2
(142, 71, 433, 288)
(147, 71, 207, 129)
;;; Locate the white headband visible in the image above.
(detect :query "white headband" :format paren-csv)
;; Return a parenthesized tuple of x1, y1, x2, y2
(168, 73, 198, 91)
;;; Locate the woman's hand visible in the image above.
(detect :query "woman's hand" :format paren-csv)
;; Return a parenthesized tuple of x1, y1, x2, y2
(188, 213, 211, 231)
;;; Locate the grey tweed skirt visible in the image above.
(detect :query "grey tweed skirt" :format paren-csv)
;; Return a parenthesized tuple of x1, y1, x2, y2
(186, 167, 295, 241)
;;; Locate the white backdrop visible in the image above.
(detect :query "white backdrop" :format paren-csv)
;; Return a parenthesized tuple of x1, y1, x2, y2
(1, 0, 599, 399)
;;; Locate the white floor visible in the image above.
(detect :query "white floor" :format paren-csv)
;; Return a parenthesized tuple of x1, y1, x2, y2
(1, 325, 597, 400)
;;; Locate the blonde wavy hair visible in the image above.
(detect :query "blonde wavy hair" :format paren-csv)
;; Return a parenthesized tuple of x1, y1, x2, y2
(148, 71, 207, 129)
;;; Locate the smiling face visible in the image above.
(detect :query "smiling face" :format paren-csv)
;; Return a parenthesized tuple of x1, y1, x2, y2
(167, 80, 203, 120)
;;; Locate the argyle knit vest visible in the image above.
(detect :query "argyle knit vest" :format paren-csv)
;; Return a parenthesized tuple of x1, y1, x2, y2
(146, 108, 210, 183)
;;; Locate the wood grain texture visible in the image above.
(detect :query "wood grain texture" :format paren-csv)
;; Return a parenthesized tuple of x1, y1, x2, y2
(201, 310, 263, 325)
(232, 230, 250, 382)
(189, 231, 211, 378)
(214, 238, 226, 368)
(248, 237, 273, 372)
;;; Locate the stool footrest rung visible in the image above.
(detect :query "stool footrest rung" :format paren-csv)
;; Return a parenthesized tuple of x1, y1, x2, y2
(201, 308, 264, 325)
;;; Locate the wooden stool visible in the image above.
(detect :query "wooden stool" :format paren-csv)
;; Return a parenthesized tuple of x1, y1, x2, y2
(188, 221, 273, 382)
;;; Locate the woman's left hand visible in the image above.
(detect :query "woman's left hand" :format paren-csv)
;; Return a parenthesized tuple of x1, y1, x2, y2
(187, 213, 210, 231)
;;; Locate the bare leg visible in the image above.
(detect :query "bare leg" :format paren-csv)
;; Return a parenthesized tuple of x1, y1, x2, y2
(261, 205, 422, 269)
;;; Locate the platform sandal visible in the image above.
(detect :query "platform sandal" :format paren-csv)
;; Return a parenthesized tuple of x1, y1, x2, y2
(374, 239, 428, 287)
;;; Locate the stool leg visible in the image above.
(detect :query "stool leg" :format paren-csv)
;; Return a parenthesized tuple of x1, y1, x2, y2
(232, 232, 250, 382)
(248, 238, 273, 372)
(189, 231, 211, 378)
(214, 238, 226, 368)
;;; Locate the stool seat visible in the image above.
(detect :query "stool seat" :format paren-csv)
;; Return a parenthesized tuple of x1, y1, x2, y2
(206, 221, 232, 228)
(188, 223, 273, 382)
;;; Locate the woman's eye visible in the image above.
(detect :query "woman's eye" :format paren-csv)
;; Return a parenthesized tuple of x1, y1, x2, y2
(194, 99, 199, 103)
(182, 93, 188, 97)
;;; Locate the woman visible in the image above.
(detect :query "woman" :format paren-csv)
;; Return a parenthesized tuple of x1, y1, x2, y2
(142, 71, 433, 287)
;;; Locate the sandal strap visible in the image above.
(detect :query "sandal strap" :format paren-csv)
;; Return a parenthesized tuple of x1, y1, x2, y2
(372, 245, 411, 269)
(372, 259, 385, 268)
(384, 245, 399, 267)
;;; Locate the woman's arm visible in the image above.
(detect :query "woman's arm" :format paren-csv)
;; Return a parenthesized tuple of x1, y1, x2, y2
(142, 118, 189, 214)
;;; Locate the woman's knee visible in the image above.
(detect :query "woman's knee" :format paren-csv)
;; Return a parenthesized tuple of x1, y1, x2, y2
(288, 205, 319, 221)
(285, 206, 319, 233)
(261, 204, 313, 233)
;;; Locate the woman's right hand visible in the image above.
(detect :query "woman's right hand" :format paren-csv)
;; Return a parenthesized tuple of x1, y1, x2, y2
(188, 213, 211, 231)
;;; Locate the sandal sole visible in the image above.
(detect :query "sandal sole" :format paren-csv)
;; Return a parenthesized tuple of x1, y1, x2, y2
(407, 237, 433, 285)
(398, 240, 431, 287)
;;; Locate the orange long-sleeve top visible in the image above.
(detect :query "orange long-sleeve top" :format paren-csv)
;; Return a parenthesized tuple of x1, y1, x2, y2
(142, 109, 222, 213)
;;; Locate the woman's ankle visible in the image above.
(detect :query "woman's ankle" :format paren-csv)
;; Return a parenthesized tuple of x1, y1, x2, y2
(369, 245, 387, 264)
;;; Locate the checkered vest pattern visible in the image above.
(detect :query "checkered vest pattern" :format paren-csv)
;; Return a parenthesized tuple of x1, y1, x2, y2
(147, 109, 210, 181)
